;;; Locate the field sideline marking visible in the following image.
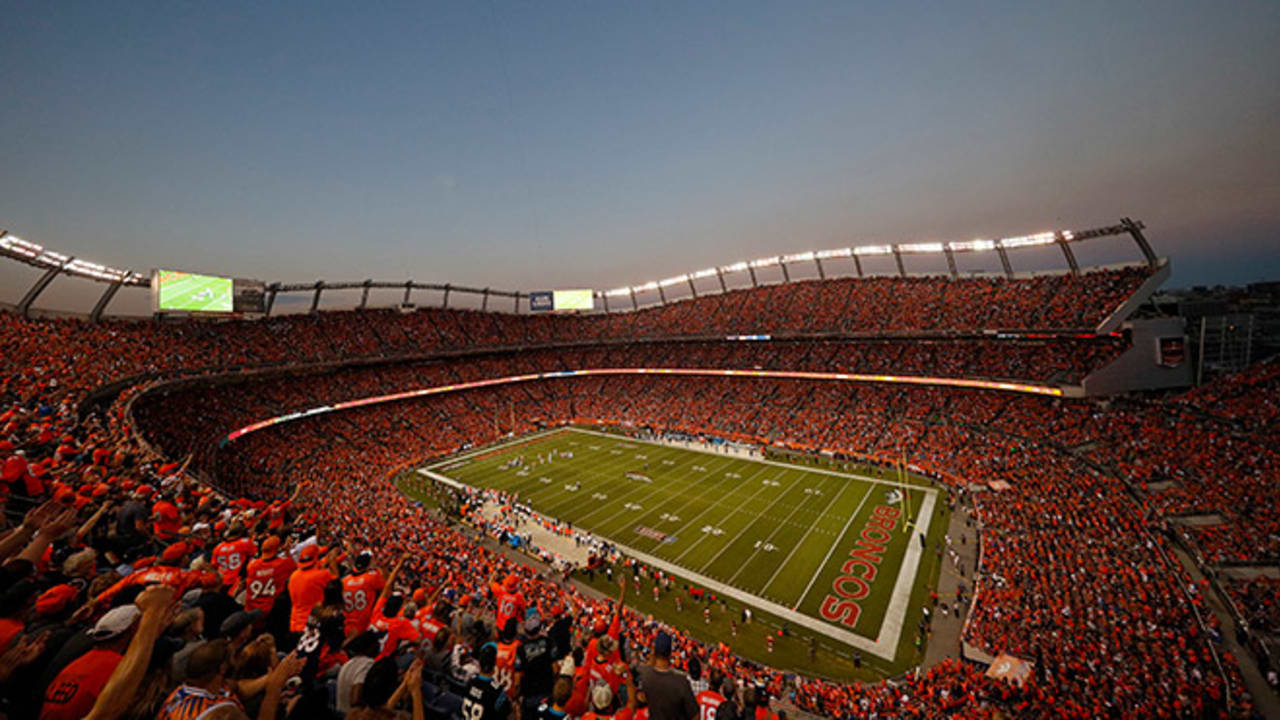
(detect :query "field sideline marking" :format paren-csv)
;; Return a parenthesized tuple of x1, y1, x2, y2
(569, 427, 932, 492)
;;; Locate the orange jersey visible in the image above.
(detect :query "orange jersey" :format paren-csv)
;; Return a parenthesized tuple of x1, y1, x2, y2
(341, 570, 386, 636)
(244, 555, 296, 614)
(288, 566, 336, 632)
(495, 638, 521, 695)
(40, 648, 122, 720)
(369, 599, 420, 660)
(211, 538, 257, 589)
(95, 566, 218, 607)
(490, 584, 526, 634)
(266, 501, 290, 530)
(151, 500, 181, 540)
(697, 690, 726, 720)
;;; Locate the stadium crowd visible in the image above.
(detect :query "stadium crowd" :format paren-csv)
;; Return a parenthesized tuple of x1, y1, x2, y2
(0, 260, 1270, 720)
(0, 265, 1148, 404)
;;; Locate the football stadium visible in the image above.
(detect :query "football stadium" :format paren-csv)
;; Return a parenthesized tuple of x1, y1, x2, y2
(3, 5, 1279, 720)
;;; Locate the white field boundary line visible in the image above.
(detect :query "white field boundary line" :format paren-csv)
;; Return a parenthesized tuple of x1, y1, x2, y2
(424, 428, 937, 660)
(877, 491, 936, 654)
(569, 427, 931, 492)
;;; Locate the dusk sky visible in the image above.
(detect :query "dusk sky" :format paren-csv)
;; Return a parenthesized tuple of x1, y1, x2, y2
(2, 1, 1278, 314)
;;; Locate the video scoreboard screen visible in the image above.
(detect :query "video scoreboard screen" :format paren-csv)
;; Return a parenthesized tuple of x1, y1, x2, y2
(153, 270, 266, 314)
(529, 289, 594, 312)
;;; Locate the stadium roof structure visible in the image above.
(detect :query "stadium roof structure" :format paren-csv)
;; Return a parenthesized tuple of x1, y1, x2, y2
(0, 218, 1157, 320)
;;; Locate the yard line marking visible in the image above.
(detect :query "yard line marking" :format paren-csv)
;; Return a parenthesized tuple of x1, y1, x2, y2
(504, 436, 678, 517)
(631, 461, 776, 555)
(727, 473, 841, 585)
(617, 454, 747, 545)
(793, 484, 875, 611)
(696, 473, 812, 575)
(761, 478, 854, 597)
(575, 449, 716, 530)
(672, 469, 782, 564)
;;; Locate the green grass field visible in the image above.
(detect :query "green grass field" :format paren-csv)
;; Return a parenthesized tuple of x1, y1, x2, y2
(157, 270, 233, 312)
(413, 426, 949, 679)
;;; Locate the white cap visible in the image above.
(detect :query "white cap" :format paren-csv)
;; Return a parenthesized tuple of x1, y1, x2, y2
(89, 605, 141, 641)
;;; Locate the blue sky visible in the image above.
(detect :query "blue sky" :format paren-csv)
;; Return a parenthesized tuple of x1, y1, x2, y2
(1, 1, 1277, 314)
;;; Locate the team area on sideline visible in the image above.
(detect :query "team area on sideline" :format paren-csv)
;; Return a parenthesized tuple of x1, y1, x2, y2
(420, 427, 946, 662)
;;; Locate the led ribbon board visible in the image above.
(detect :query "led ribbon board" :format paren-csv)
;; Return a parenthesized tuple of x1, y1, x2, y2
(221, 367, 1061, 444)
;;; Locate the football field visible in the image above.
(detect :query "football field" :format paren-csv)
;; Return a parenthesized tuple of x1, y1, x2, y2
(156, 270, 233, 312)
(419, 426, 945, 662)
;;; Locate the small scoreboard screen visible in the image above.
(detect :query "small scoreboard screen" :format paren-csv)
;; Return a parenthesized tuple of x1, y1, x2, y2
(529, 289, 594, 312)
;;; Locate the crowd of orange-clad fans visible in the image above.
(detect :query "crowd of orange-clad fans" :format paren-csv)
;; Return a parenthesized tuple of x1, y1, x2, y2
(0, 264, 1273, 719)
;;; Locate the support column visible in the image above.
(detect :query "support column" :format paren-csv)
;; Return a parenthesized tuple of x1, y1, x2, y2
(90, 279, 124, 323)
(944, 247, 958, 278)
(893, 247, 906, 277)
(481, 288, 490, 311)
(780, 261, 790, 282)
(265, 285, 279, 316)
(630, 288, 638, 310)
(853, 255, 864, 277)
(601, 293, 609, 312)
(716, 269, 727, 294)
(814, 258, 825, 279)
(442, 283, 451, 308)
(403, 281, 413, 305)
(687, 277, 697, 298)
(1056, 233, 1079, 276)
(747, 266, 758, 287)
(1121, 217, 1157, 267)
(18, 261, 70, 318)
(310, 281, 324, 313)
(359, 280, 372, 309)
(996, 246, 1013, 279)
(657, 285, 667, 304)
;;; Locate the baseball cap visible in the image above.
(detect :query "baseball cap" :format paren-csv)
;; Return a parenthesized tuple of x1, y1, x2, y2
(524, 609, 542, 634)
(89, 605, 141, 641)
(298, 544, 323, 566)
(654, 631, 673, 657)
(219, 610, 263, 637)
(591, 682, 614, 711)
